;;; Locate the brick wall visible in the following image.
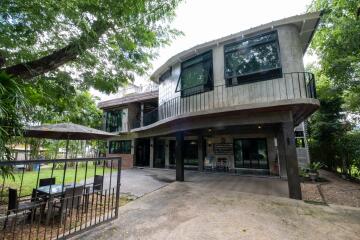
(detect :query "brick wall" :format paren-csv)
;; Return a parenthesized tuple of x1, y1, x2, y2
(107, 153, 134, 169)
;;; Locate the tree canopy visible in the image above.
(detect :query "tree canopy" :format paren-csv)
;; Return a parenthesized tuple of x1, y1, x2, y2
(0, 0, 181, 93)
(309, 0, 360, 111)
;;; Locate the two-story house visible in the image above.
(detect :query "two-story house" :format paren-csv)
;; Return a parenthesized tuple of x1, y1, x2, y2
(99, 11, 321, 199)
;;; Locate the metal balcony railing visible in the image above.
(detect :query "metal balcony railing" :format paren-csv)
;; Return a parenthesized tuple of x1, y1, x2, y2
(136, 72, 316, 128)
(0, 157, 121, 240)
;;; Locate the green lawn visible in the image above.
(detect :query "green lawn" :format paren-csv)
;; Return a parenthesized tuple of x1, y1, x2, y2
(2, 164, 114, 197)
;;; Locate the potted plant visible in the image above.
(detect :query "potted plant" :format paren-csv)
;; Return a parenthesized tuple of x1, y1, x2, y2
(307, 162, 323, 182)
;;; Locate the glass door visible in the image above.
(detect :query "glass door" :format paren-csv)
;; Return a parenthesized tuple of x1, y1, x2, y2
(234, 138, 268, 169)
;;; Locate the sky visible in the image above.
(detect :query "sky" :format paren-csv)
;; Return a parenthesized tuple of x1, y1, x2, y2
(93, 0, 315, 101)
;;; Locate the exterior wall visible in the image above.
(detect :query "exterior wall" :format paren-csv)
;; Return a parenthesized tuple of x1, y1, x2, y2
(107, 153, 134, 169)
(127, 103, 140, 130)
(157, 25, 308, 119)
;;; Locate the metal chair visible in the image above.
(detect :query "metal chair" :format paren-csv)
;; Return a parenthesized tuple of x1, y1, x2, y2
(39, 177, 56, 187)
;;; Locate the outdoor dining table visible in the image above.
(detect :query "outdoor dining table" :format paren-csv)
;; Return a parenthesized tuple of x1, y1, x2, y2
(36, 183, 86, 225)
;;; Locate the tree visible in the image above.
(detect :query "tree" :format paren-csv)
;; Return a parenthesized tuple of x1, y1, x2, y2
(0, 0, 182, 93)
(307, 72, 346, 171)
(0, 72, 28, 178)
(309, 0, 360, 110)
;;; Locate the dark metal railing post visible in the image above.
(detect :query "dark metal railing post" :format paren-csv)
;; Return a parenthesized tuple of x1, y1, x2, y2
(114, 158, 121, 218)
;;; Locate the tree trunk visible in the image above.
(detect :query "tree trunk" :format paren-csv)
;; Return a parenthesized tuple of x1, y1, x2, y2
(2, 19, 111, 80)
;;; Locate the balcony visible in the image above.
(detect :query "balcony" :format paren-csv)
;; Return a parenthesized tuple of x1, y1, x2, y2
(135, 72, 317, 130)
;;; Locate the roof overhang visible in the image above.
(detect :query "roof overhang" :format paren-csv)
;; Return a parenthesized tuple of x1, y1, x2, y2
(98, 90, 159, 110)
(151, 11, 322, 83)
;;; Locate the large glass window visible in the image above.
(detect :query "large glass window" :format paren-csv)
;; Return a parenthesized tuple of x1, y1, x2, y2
(176, 51, 213, 97)
(184, 140, 198, 166)
(224, 31, 282, 86)
(105, 110, 123, 132)
(109, 140, 131, 154)
(233, 139, 268, 169)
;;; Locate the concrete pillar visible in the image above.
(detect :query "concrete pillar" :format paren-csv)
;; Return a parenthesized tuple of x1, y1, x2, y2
(198, 136, 204, 171)
(276, 131, 288, 178)
(280, 122, 302, 200)
(165, 139, 170, 168)
(149, 138, 154, 168)
(176, 132, 184, 181)
(140, 103, 144, 127)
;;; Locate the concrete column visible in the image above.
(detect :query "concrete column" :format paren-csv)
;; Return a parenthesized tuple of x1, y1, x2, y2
(280, 122, 302, 200)
(176, 132, 184, 181)
(276, 131, 288, 178)
(140, 103, 144, 127)
(165, 139, 170, 168)
(198, 136, 204, 171)
(149, 138, 154, 168)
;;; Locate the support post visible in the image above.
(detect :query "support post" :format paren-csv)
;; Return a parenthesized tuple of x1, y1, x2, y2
(140, 103, 144, 127)
(176, 132, 184, 181)
(149, 138, 154, 168)
(165, 139, 170, 168)
(198, 136, 204, 171)
(281, 122, 302, 200)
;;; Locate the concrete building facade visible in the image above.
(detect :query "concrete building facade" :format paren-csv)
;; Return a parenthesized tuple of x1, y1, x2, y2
(99, 12, 321, 199)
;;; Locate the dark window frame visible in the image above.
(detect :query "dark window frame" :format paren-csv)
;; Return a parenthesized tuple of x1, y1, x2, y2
(175, 50, 214, 97)
(109, 140, 131, 154)
(224, 31, 282, 87)
(104, 109, 123, 133)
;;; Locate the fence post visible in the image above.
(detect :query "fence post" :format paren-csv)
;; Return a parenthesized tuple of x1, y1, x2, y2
(114, 157, 122, 218)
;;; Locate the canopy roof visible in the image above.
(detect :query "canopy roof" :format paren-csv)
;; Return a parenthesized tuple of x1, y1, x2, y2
(24, 123, 117, 140)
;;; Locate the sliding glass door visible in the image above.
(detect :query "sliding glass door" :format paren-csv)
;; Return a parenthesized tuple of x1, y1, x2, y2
(234, 138, 268, 169)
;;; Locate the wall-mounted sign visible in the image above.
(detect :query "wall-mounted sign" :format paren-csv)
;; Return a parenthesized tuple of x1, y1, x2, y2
(214, 143, 233, 155)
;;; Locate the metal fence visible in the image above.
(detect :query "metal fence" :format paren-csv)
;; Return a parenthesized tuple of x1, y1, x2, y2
(0, 157, 121, 240)
(140, 72, 316, 127)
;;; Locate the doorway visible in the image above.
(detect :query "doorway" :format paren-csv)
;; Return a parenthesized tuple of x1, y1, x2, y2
(135, 139, 150, 167)
(233, 138, 269, 170)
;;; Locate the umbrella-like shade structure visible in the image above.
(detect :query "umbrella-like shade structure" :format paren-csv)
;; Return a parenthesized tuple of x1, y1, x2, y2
(23, 123, 117, 158)
(24, 123, 116, 140)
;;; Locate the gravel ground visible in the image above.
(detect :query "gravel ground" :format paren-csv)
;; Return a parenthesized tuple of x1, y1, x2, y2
(301, 170, 360, 208)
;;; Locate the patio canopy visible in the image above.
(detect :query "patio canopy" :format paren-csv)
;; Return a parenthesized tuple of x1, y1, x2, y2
(23, 123, 117, 140)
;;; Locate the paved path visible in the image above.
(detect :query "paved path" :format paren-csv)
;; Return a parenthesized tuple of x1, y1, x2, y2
(72, 170, 360, 240)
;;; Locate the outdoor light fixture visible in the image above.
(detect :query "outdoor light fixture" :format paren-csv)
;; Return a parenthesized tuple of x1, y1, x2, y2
(258, 125, 262, 129)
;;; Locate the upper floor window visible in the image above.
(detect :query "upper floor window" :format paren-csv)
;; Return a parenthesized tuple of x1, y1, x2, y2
(109, 140, 131, 154)
(176, 50, 213, 97)
(224, 31, 282, 86)
(159, 67, 172, 83)
(104, 110, 123, 132)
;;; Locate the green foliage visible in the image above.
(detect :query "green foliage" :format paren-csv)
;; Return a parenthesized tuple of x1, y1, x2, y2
(338, 131, 360, 176)
(0, 0, 182, 93)
(308, 72, 346, 170)
(307, 162, 324, 172)
(0, 73, 29, 178)
(309, 0, 360, 88)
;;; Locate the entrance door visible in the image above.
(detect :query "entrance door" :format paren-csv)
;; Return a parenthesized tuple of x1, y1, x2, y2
(234, 138, 269, 170)
(135, 139, 150, 167)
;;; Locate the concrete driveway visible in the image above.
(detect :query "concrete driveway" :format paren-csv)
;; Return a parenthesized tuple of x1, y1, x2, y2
(76, 169, 360, 240)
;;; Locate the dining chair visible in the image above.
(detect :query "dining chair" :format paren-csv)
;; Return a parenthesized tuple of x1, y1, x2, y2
(54, 185, 84, 224)
(39, 177, 56, 187)
(83, 175, 105, 212)
(3, 188, 39, 229)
